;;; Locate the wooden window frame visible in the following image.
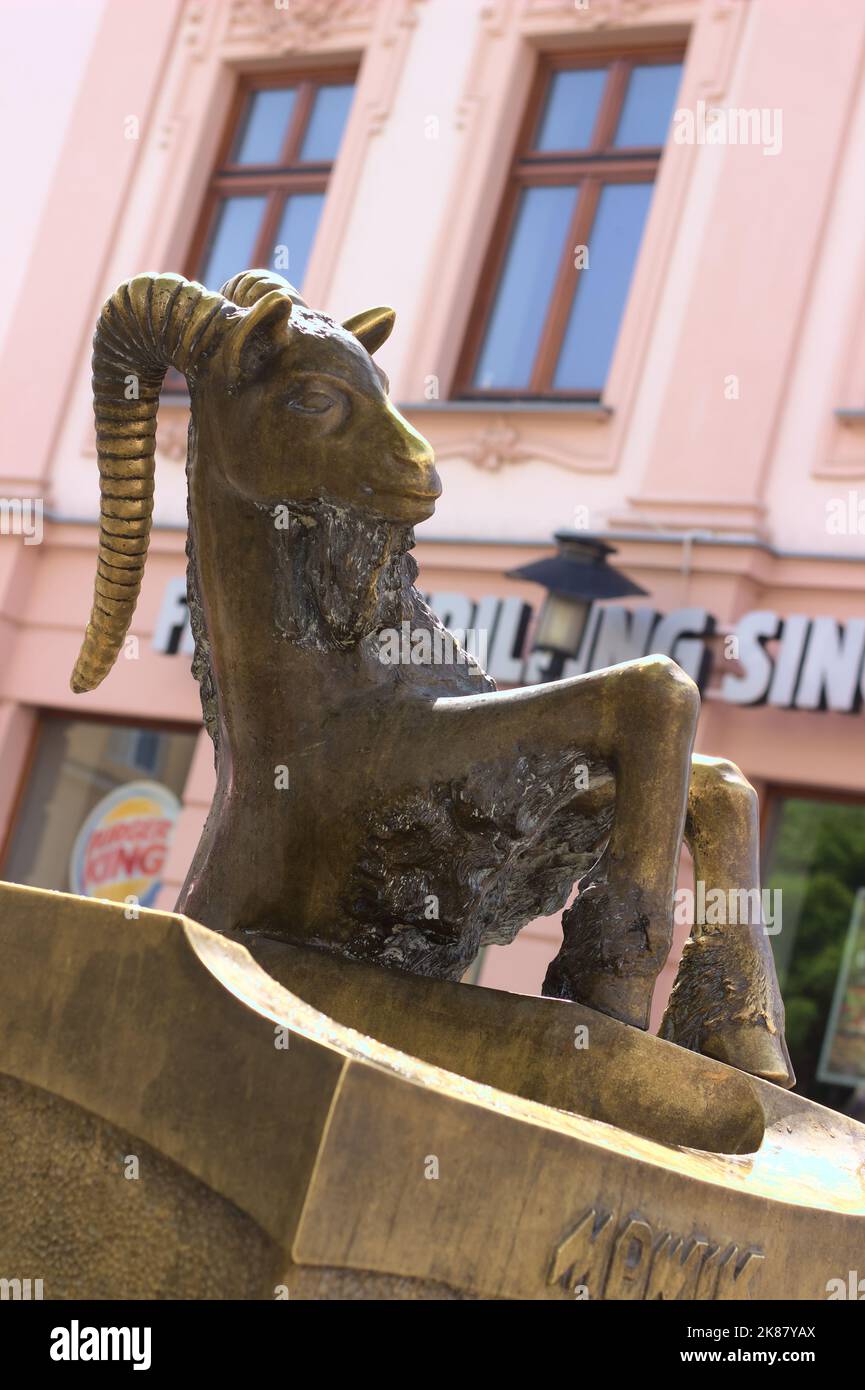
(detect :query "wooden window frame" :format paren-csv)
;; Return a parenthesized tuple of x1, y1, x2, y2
(184, 65, 357, 286)
(452, 45, 685, 403)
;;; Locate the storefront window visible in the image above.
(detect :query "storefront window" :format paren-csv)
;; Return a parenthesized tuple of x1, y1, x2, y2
(764, 793, 865, 1115)
(1, 716, 197, 907)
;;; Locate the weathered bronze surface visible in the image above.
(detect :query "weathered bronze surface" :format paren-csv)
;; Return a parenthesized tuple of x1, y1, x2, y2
(0, 883, 862, 1301)
(69, 269, 791, 1088)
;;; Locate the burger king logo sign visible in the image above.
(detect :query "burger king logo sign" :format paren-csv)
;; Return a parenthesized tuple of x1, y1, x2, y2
(69, 781, 181, 908)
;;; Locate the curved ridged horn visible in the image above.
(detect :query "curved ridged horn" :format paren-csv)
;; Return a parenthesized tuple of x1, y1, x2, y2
(220, 268, 308, 310)
(71, 273, 233, 694)
(343, 306, 395, 355)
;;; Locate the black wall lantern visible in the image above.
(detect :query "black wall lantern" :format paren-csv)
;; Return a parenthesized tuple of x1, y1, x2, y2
(507, 533, 648, 678)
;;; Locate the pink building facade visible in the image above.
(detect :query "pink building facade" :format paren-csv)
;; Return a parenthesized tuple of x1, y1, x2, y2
(2, 0, 865, 1111)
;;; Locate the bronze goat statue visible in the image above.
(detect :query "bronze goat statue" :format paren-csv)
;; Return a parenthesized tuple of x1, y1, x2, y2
(72, 269, 793, 1087)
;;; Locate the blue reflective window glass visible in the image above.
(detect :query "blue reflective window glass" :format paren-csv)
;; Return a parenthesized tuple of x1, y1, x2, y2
(300, 84, 354, 162)
(200, 196, 268, 291)
(553, 182, 653, 392)
(473, 184, 578, 390)
(270, 192, 326, 288)
(613, 63, 682, 148)
(534, 69, 607, 151)
(232, 88, 297, 164)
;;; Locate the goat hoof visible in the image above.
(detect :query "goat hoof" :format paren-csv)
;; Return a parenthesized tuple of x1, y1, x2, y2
(697, 1022, 795, 1089)
(660, 934, 795, 1088)
(542, 881, 669, 1029)
(544, 966, 655, 1030)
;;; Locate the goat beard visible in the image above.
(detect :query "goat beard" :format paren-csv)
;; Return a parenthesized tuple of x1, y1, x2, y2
(271, 499, 418, 650)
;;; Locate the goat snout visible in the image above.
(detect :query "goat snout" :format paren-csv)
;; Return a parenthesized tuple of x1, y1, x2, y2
(395, 456, 441, 498)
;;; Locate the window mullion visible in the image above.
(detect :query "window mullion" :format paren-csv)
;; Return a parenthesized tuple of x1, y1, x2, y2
(593, 59, 631, 149)
(283, 80, 316, 165)
(530, 178, 600, 393)
(252, 191, 286, 273)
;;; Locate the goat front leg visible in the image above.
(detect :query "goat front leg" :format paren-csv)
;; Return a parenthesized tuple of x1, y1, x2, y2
(541, 656, 699, 1030)
(660, 756, 794, 1087)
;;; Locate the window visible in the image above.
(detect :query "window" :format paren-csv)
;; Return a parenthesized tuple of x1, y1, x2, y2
(1, 716, 197, 905)
(455, 50, 684, 400)
(188, 70, 355, 294)
(763, 790, 865, 1114)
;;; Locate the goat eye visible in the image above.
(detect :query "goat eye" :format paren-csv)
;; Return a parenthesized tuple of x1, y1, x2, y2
(286, 389, 333, 414)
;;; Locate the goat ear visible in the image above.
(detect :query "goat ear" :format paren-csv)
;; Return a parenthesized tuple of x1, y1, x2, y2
(223, 290, 294, 382)
(343, 306, 395, 355)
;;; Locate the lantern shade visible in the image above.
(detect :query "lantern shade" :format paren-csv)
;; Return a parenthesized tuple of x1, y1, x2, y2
(507, 533, 648, 659)
(507, 533, 648, 602)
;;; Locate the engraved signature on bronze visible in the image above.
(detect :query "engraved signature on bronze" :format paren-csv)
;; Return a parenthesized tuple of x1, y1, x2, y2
(549, 1208, 764, 1300)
